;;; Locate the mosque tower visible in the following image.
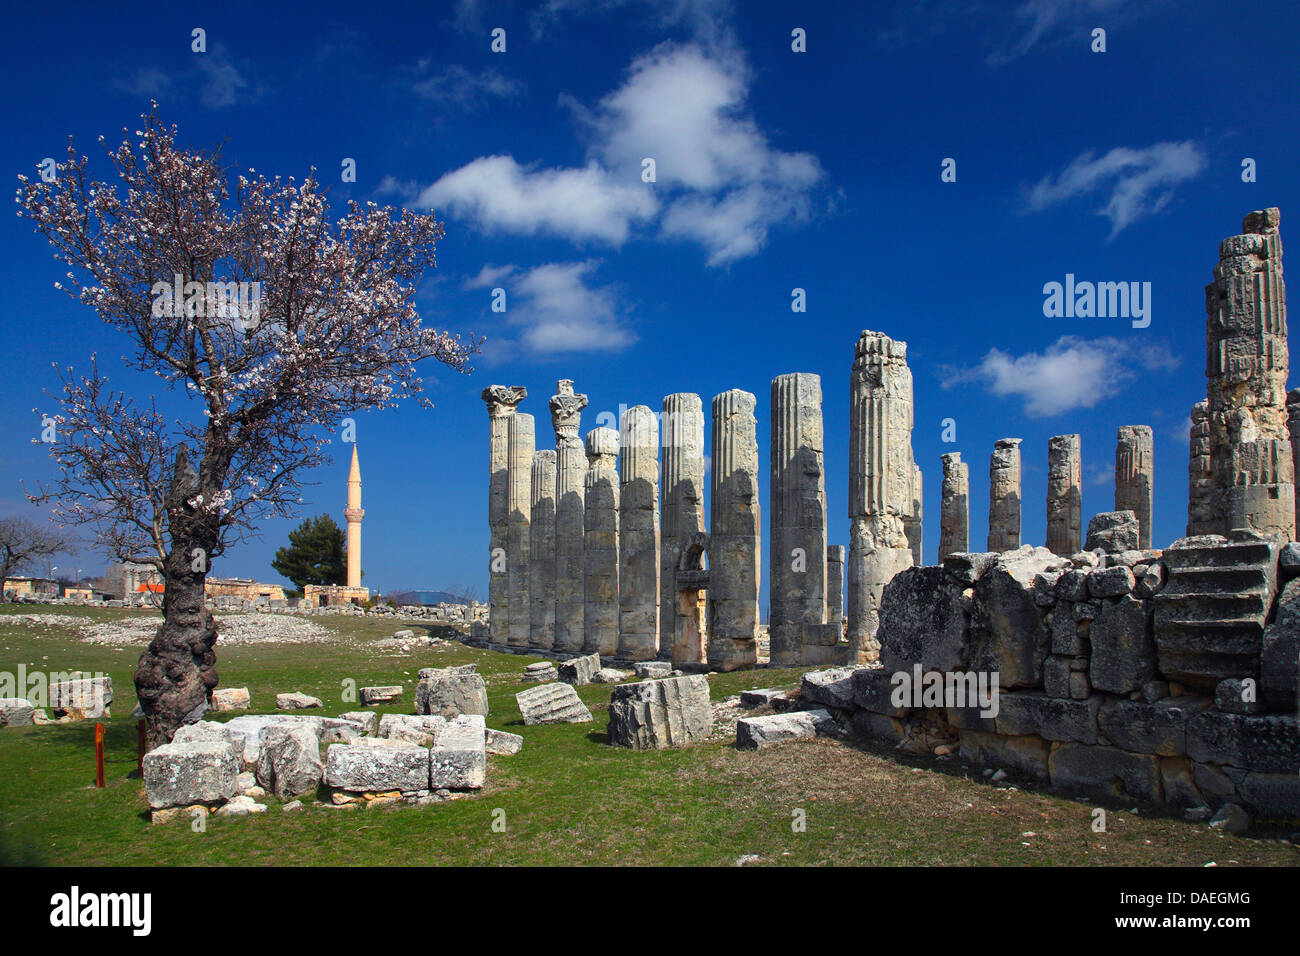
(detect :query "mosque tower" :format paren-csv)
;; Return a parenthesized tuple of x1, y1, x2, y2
(345, 445, 364, 588)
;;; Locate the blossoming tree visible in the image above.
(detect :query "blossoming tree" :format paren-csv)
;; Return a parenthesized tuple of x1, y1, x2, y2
(17, 108, 478, 745)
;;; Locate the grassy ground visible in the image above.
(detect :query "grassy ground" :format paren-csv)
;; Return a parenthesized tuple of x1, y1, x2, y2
(1, 604, 1296, 867)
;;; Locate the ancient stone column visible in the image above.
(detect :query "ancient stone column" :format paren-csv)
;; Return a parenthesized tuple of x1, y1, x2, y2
(1205, 208, 1294, 538)
(618, 405, 660, 661)
(846, 331, 915, 662)
(938, 451, 969, 560)
(1289, 389, 1300, 534)
(529, 450, 557, 650)
(769, 373, 827, 667)
(1046, 434, 1082, 556)
(987, 438, 1022, 552)
(826, 545, 845, 625)
(506, 412, 534, 648)
(550, 380, 588, 653)
(583, 427, 620, 657)
(482, 385, 526, 642)
(1115, 426, 1153, 549)
(905, 464, 923, 566)
(709, 389, 760, 672)
(1187, 400, 1215, 537)
(660, 393, 706, 664)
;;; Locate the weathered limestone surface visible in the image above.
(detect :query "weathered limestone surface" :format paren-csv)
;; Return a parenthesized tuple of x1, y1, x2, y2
(606, 675, 712, 749)
(50, 676, 114, 719)
(661, 393, 707, 664)
(583, 427, 620, 656)
(482, 385, 527, 641)
(211, 687, 251, 712)
(325, 743, 427, 793)
(1204, 208, 1294, 538)
(358, 685, 401, 705)
(1115, 426, 1154, 549)
(906, 464, 924, 566)
(529, 450, 557, 650)
(988, 438, 1022, 553)
(144, 740, 240, 809)
(1187, 400, 1215, 536)
(709, 389, 761, 671)
(1085, 511, 1139, 553)
(939, 452, 969, 560)
(515, 683, 593, 725)
(506, 412, 535, 648)
(1046, 435, 1081, 556)
(769, 373, 828, 667)
(550, 380, 588, 654)
(826, 545, 845, 625)
(0, 698, 35, 727)
(415, 667, 489, 718)
(847, 331, 915, 662)
(1290, 388, 1300, 538)
(255, 724, 323, 798)
(736, 710, 834, 749)
(430, 715, 486, 790)
(619, 405, 660, 661)
(558, 652, 601, 686)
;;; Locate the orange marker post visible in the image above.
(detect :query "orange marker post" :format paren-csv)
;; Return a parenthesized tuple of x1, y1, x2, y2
(94, 722, 106, 788)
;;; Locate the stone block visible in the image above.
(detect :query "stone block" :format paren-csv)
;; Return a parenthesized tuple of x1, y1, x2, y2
(523, 662, 558, 683)
(558, 653, 602, 686)
(325, 743, 428, 793)
(878, 566, 970, 673)
(415, 668, 488, 718)
(633, 661, 672, 679)
(607, 675, 712, 749)
(800, 667, 857, 710)
(1260, 579, 1300, 713)
(276, 692, 322, 710)
(1044, 656, 1071, 698)
(739, 688, 784, 708)
(1158, 757, 1205, 810)
(1084, 511, 1140, 553)
(1088, 566, 1135, 598)
(1186, 712, 1300, 772)
(849, 710, 906, 745)
(735, 710, 834, 750)
(852, 667, 910, 717)
(969, 567, 1050, 689)
(486, 728, 523, 755)
(1089, 595, 1156, 694)
(378, 713, 447, 746)
(515, 682, 593, 725)
(255, 724, 323, 797)
(1236, 772, 1300, 819)
(1215, 678, 1262, 714)
(995, 692, 1101, 744)
(211, 687, 250, 712)
(430, 715, 486, 790)
(339, 711, 378, 736)
(0, 698, 36, 727)
(51, 676, 113, 719)
(1055, 570, 1091, 602)
(143, 740, 241, 809)
(1048, 743, 1162, 803)
(359, 685, 403, 705)
(942, 551, 998, 584)
(1098, 697, 1206, 755)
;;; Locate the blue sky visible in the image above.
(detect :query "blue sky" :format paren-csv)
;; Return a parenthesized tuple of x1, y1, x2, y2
(1, 0, 1297, 606)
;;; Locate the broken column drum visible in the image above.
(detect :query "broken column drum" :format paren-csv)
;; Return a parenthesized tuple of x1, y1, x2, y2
(1046, 435, 1081, 556)
(1115, 426, 1153, 549)
(938, 451, 969, 560)
(988, 438, 1022, 553)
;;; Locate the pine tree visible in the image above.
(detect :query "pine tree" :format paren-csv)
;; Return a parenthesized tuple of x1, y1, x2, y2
(272, 515, 347, 593)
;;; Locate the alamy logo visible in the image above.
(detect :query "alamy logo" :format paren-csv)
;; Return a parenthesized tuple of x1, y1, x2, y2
(49, 886, 151, 936)
(890, 664, 1000, 718)
(151, 273, 261, 331)
(1042, 274, 1151, 328)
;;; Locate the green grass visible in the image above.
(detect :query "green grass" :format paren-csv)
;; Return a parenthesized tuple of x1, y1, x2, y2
(1, 604, 1296, 866)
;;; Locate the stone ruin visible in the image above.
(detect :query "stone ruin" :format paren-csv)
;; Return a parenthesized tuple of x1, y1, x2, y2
(783, 209, 1297, 821)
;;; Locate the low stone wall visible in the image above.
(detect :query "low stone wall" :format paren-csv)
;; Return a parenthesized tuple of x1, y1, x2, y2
(802, 538, 1300, 821)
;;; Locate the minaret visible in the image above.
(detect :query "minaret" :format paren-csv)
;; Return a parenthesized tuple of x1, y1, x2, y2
(345, 445, 364, 588)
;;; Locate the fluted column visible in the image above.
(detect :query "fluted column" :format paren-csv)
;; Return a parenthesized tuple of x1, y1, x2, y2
(1205, 208, 1294, 538)
(846, 331, 915, 662)
(506, 413, 535, 648)
(1046, 434, 1081, 556)
(482, 385, 526, 642)
(709, 389, 760, 672)
(826, 545, 845, 626)
(583, 427, 620, 656)
(661, 393, 706, 664)
(1115, 426, 1153, 549)
(1187, 400, 1214, 536)
(550, 380, 588, 653)
(1289, 389, 1300, 536)
(905, 464, 923, 566)
(988, 438, 1022, 552)
(938, 451, 969, 560)
(529, 450, 557, 650)
(769, 373, 827, 667)
(618, 405, 660, 661)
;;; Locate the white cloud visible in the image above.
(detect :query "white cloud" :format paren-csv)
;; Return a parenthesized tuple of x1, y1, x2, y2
(941, 335, 1177, 417)
(1024, 141, 1207, 237)
(1171, 416, 1193, 446)
(480, 261, 636, 358)
(411, 63, 523, 111)
(419, 156, 657, 244)
(530, 0, 733, 43)
(989, 0, 1126, 66)
(196, 45, 252, 109)
(418, 42, 825, 266)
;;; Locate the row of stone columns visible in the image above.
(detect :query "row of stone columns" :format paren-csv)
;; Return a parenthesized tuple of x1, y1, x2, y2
(936, 428, 1155, 563)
